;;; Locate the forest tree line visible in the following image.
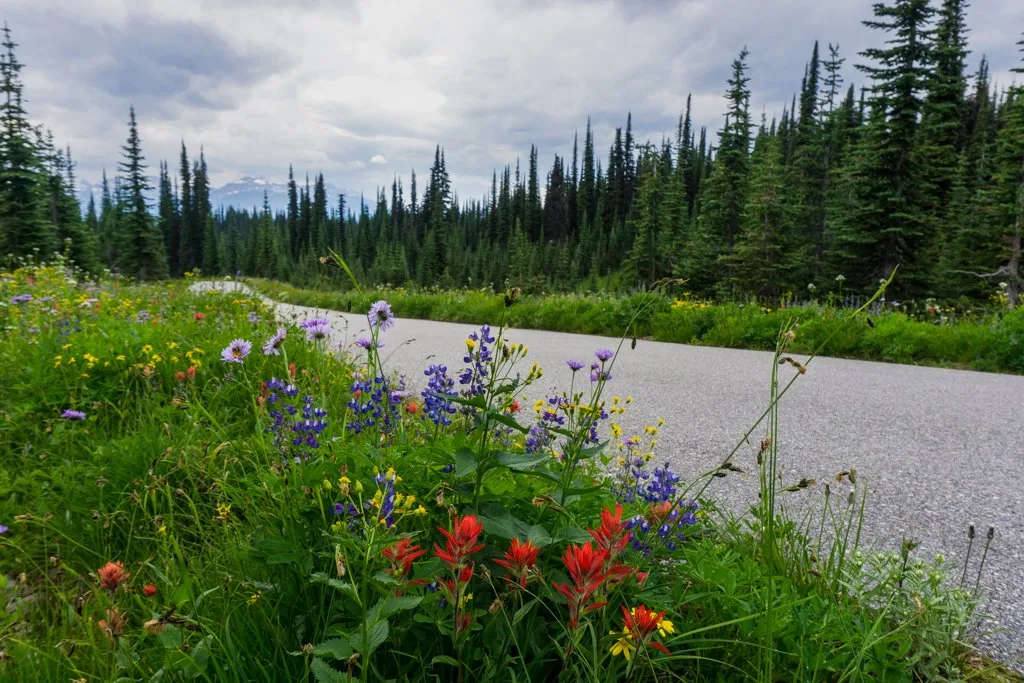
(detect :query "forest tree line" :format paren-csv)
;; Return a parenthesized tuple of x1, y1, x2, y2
(1, 0, 1023, 304)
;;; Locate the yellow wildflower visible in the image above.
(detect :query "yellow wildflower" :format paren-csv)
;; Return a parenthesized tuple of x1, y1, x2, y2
(142, 345, 153, 354)
(611, 424, 622, 439)
(610, 629, 637, 660)
(217, 503, 231, 518)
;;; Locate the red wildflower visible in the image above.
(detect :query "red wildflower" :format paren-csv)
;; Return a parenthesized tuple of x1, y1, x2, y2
(588, 503, 630, 556)
(97, 607, 127, 639)
(187, 366, 197, 380)
(612, 604, 674, 657)
(288, 362, 297, 378)
(193, 312, 205, 322)
(382, 538, 426, 580)
(552, 542, 609, 628)
(433, 515, 485, 570)
(507, 400, 521, 413)
(493, 537, 541, 588)
(455, 613, 472, 633)
(97, 561, 128, 592)
(175, 371, 187, 382)
(405, 401, 420, 415)
(142, 583, 158, 597)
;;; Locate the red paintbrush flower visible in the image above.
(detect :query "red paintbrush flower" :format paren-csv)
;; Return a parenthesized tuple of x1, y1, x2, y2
(494, 538, 541, 588)
(552, 542, 610, 629)
(588, 503, 630, 556)
(382, 538, 426, 580)
(611, 604, 674, 658)
(193, 312, 205, 322)
(142, 583, 158, 597)
(433, 515, 484, 570)
(97, 561, 128, 593)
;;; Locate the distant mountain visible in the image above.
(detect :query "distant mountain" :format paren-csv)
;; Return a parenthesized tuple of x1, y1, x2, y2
(77, 176, 345, 216)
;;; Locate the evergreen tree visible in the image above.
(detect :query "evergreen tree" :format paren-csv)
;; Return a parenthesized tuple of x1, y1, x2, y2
(117, 106, 167, 280)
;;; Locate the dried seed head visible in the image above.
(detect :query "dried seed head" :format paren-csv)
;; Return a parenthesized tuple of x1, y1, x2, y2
(968, 524, 975, 539)
(987, 526, 995, 540)
(489, 598, 503, 614)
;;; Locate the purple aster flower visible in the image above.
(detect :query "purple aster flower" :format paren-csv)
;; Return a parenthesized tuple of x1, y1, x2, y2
(135, 310, 151, 322)
(356, 337, 381, 351)
(595, 348, 614, 362)
(299, 317, 330, 330)
(368, 300, 395, 332)
(566, 359, 585, 372)
(248, 312, 262, 324)
(62, 409, 86, 420)
(11, 294, 33, 304)
(0, 524, 7, 534)
(221, 338, 253, 363)
(305, 322, 330, 342)
(262, 327, 287, 356)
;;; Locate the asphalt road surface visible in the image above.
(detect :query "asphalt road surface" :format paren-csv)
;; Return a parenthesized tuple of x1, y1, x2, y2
(199, 281, 1024, 666)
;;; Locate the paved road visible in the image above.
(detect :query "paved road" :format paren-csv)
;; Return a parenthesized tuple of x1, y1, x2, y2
(202, 281, 1024, 666)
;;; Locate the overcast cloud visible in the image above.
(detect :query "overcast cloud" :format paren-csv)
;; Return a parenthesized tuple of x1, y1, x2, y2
(5, 0, 1020, 202)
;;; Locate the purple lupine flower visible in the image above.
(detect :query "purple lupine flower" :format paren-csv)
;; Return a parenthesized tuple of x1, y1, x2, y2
(566, 360, 585, 372)
(11, 294, 33, 304)
(221, 338, 253, 363)
(367, 300, 395, 331)
(422, 364, 458, 426)
(263, 327, 287, 356)
(62, 409, 86, 420)
(595, 348, 614, 362)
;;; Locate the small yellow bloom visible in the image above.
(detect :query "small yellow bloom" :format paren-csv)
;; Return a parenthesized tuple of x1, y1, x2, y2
(656, 617, 675, 637)
(62, 343, 72, 350)
(217, 503, 231, 518)
(166, 341, 178, 349)
(247, 592, 262, 606)
(610, 629, 637, 660)
(415, 506, 427, 516)
(611, 424, 622, 438)
(142, 345, 153, 354)
(158, 525, 167, 534)
(465, 338, 476, 350)
(116, 354, 126, 361)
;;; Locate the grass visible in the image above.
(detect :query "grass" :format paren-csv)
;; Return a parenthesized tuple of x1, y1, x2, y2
(249, 278, 1024, 375)
(1, 260, 1020, 681)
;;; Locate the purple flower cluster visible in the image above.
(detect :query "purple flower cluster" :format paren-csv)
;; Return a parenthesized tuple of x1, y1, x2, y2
(624, 499, 699, 554)
(422, 364, 458, 426)
(10, 294, 32, 304)
(614, 458, 681, 504)
(248, 312, 262, 324)
(265, 377, 328, 463)
(347, 375, 407, 434)
(525, 423, 553, 454)
(61, 409, 86, 420)
(135, 310, 151, 323)
(459, 325, 496, 397)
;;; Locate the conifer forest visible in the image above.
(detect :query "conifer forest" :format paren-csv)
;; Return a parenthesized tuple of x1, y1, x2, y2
(1, 0, 1023, 305)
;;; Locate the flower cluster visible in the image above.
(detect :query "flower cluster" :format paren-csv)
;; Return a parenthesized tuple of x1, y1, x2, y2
(434, 515, 485, 633)
(493, 538, 541, 589)
(459, 325, 496, 397)
(552, 504, 637, 630)
(422, 364, 458, 426)
(265, 377, 328, 463)
(300, 317, 331, 343)
(609, 604, 675, 661)
(347, 375, 408, 435)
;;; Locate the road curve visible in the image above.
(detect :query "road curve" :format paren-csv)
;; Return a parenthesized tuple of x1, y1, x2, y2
(199, 281, 1024, 666)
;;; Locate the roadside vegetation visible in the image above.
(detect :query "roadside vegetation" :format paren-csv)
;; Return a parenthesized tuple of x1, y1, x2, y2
(1, 258, 1018, 681)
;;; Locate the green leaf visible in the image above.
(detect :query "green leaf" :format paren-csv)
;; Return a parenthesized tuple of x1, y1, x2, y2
(310, 573, 360, 601)
(494, 451, 548, 471)
(511, 598, 538, 625)
(579, 441, 608, 459)
(313, 638, 353, 660)
(310, 657, 348, 683)
(381, 595, 423, 617)
(431, 655, 460, 668)
(349, 619, 389, 655)
(484, 410, 529, 434)
(478, 505, 553, 546)
(454, 447, 478, 478)
(553, 526, 592, 544)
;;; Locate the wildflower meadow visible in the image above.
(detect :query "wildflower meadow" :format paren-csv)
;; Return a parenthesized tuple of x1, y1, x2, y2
(0, 259, 1011, 681)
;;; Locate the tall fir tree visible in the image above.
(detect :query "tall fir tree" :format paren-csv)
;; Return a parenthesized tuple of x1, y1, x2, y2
(117, 106, 167, 280)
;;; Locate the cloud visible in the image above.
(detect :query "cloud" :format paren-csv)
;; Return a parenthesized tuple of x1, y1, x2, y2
(6, 0, 1019, 201)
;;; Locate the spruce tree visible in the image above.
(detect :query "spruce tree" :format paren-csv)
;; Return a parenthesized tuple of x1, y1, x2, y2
(117, 106, 167, 280)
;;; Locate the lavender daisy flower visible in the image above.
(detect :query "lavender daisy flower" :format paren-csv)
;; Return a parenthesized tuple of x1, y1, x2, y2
(221, 338, 253, 363)
(305, 322, 330, 342)
(62, 409, 86, 420)
(356, 337, 381, 351)
(263, 327, 287, 355)
(566, 359, 585, 372)
(595, 348, 614, 362)
(368, 300, 395, 331)
(299, 317, 330, 330)
(0, 524, 7, 534)
(135, 310, 151, 322)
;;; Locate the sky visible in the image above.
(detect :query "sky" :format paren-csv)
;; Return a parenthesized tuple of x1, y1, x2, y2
(5, 0, 1021, 204)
